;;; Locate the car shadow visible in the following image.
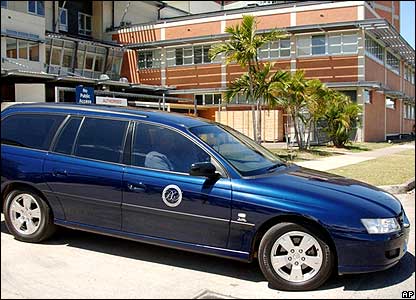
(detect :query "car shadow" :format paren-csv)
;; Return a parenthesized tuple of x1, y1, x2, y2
(1, 220, 414, 291)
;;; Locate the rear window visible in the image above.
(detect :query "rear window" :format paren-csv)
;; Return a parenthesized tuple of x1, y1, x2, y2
(1, 113, 65, 150)
(73, 117, 128, 163)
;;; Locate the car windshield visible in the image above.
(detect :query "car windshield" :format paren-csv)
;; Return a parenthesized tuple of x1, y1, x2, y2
(189, 124, 284, 176)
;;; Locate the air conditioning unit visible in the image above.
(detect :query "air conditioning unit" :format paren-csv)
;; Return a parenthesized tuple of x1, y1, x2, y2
(99, 74, 110, 80)
(119, 77, 129, 83)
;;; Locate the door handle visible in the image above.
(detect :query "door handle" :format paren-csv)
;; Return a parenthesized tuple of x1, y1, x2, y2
(127, 182, 146, 192)
(52, 170, 68, 177)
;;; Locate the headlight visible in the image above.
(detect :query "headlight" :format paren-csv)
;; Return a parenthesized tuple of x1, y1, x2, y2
(361, 218, 401, 234)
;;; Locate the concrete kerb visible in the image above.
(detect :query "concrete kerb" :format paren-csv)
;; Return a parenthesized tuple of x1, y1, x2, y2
(378, 177, 416, 194)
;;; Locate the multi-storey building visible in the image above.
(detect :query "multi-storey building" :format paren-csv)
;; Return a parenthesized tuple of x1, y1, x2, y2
(113, 1, 415, 142)
(1, 1, 186, 106)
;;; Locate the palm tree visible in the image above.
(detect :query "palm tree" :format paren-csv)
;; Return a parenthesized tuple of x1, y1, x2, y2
(209, 15, 285, 143)
(270, 70, 310, 149)
(321, 90, 361, 147)
(304, 79, 329, 147)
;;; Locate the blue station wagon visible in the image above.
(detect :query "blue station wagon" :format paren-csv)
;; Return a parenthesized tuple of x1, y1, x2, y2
(1, 103, 410, 290)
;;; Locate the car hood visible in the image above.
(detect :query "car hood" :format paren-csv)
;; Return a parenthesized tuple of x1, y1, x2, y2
(236, 164, 402, 217)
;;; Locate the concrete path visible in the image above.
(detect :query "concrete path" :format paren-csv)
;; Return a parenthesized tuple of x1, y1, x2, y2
(295, 143, 415, 171)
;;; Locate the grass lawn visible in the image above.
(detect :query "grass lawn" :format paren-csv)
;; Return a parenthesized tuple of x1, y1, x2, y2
(270, 141, 398, 162)
(329, 149, 415, 186)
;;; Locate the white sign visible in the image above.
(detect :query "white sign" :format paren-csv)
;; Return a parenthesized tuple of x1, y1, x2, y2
(96, 96, 128, 107)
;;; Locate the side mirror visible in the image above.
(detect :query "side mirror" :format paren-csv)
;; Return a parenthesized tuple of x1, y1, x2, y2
(189, 162, 217, 178)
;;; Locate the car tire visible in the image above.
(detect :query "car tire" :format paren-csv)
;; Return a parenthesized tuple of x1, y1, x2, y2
(3, 189, 56, 243)
(258, 222, 334, 291)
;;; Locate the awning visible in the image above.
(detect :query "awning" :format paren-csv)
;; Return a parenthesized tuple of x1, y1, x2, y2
(361, 19, 415, 66)
(1, 29, 44, 43)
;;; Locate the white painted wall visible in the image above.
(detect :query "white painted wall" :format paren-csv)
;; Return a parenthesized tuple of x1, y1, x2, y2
(164, 1, 221, 14)
(15, 84, 46, 102)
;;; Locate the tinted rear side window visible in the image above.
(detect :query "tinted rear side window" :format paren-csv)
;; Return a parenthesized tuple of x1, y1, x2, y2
(1, 113, 65, 150)
(53, 117, 82, 155)
(74, 118, 128, 163)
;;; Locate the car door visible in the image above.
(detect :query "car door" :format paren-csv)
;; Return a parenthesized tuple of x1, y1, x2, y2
(122, 122, 232, 248)
(44, 116, 129, 230)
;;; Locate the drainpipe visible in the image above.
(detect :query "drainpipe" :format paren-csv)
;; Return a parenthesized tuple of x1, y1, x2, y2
(112, 0, 115, 29)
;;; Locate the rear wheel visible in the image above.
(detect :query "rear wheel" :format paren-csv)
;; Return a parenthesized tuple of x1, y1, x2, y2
(3, 189, 56, 243)
(258, 222, 334, 291)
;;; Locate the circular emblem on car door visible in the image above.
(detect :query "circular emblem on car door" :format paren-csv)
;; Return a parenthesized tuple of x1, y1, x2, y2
(162, 185, 183, 208)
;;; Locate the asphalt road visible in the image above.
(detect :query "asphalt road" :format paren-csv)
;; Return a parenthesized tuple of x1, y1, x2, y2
(1, 191, 415, 299)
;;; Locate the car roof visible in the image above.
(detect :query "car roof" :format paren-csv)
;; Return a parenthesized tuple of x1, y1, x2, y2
(2, 102, 214, 129)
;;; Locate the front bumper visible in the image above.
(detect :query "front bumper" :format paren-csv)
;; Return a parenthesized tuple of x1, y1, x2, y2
(334, 221, 410, 275)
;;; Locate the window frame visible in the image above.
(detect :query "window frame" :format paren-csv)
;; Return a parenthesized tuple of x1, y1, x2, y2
(6, 38, 40, 62)
(194, 93, 222, 106)
(78, 12, 92, 36)
(165, 44, 214, 68)
(59, 7, 68, 32)
(386, 51, 400, 75)
(257, 38, 291, 60)
(137, 49, 161, 70)
(71, 116, 130, 164)
(365, 34, 384, 64)
(296, 34, 328, 57)
(27, 1, 44, 16)
(130, 121, 228, 178)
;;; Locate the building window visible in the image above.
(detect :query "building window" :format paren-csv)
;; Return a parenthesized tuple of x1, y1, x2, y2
(385, 97, 395, 109)
(105, 48, 124, 78)
(195, 93, 222, 106)
(365, 35, 384, 63)
(312, 35, 326, 55)
(258, 38, 291, 60)
(28, 1, 44, 16)
(328, 33, 358, 54)
(6, 38, 17, 59)
(364, 89, 372, 104)
(78, 12, 92, 36)
(404, 104, 415, 119)
(29, 41, 39, 61)
(6, 38, 39, 61)
(166, 44, 217, 67)
(1, 1, 7, 8)
(138, 50, 161, 69)
(59, 7, 68, 31)
(386, 51, 400, 74)
(297, 35, 326, 56)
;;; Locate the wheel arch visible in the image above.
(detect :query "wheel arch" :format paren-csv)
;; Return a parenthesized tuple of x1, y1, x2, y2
(251, 214, 338, 267)
(2, 181, 50, 214)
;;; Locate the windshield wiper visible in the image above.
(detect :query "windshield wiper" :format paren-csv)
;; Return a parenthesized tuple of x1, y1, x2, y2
(266, 162, 285, 173)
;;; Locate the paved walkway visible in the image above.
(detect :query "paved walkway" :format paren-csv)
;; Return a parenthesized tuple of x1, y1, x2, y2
(295, 143, 415, 171)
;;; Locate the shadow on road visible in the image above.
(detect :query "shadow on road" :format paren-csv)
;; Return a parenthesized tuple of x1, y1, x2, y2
(2, 220, 414, 292)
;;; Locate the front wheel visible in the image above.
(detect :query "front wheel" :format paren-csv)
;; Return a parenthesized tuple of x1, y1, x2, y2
(258, 222, 334, 291)
(3, 189, 56, 243)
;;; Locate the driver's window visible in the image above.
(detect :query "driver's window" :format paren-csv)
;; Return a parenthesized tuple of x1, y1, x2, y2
(132, 123, 210, 173)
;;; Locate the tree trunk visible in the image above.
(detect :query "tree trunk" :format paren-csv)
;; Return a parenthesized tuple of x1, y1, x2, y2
(251, 105, 256, 141)
(256, 100, 262, 144)
(248, 61, 258, 143)
(305, 119, 313, 149)
(291, 110, 303, 150)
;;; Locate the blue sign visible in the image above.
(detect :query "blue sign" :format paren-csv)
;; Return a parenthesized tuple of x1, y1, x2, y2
(76, 86, 95, 104)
